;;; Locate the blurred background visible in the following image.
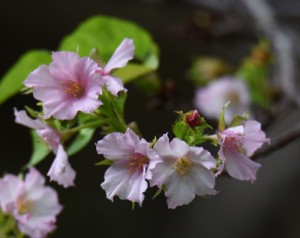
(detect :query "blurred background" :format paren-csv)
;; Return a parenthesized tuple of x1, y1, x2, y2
(1, 0, 300, 237)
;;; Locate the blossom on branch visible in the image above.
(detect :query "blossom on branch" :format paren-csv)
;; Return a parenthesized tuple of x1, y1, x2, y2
(24, 51, 103, 120)
(194, 77, 250, 123)
(96, 128, 160, 205)
(0, 168, 62, 238)
(218, 120, 269, 182)
(14, 109, 76, 187)
(97, 38, 134, 95)
(150, 134, 217, 209)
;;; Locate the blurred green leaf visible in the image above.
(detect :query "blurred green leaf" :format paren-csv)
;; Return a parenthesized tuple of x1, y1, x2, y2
(0, 50, 51, 104)
(219, 101, 230, 131)
(26, 130, 50, 168)
(67, 128, 95, 156)
(113, 63, 154, 83)
(59, 15, 159, 69)
(95, 159, 113, 166)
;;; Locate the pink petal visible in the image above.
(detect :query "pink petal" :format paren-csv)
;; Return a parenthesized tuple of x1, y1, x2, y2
(164, 173, 196, 209)
(187, 147, 216, 170)
(104, 38, 134, 73)
(244, 120, 270, 156)
(169, 138, 190, 158)
(49, 51, 80, 81)
(222, 148, 261, 182)
(153, 134, 181, 159)
(47, 144, 76, 188)
(0, 174, 23, 213)
(189, 164, 217, 196)
(24, 65, 58, 88)
(14, 109, 44, 130)
(149, 159, 175, 187)
(96, 128, 140, 160)
(101, 161, 147, 205)
(103, 75, 127, 96)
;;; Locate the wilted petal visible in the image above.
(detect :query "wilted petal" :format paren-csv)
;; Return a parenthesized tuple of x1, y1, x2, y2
(47, 144, 76, 188)
(104, 38, 135, 73)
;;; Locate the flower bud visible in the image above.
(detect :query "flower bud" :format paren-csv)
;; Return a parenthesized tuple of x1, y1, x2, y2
(185, 110, 201, 128)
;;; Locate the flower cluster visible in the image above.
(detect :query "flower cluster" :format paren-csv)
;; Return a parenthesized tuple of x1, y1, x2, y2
(96, 111, 269, 209)
(1, 35, 271, 238)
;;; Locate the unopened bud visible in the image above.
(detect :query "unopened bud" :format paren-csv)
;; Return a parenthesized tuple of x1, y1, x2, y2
(185, 110, 201, 128)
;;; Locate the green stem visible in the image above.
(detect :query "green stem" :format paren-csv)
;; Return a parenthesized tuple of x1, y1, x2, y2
(63, 120, 103, 139)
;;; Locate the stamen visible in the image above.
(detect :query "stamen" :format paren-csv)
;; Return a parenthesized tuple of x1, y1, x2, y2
(175, 156, 193, 177)
(61, 80, 84, 98)
(128, 155, 149, 174)
(16, 194, 33, 214)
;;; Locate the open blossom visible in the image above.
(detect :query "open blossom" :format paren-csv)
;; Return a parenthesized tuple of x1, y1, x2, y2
(218, 120, 269, 182)
(14, 109, 76, 187)
(97, 38, 134, 95)
(0, 168, 62, 238)
(96, 128, 160, 205)
(194, 77, 250, 123)
(150, 134, 217, 209)
(24, 51, 103, 120)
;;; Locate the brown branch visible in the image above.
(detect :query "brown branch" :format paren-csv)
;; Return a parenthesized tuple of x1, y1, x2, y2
(253, 122, 300, 159)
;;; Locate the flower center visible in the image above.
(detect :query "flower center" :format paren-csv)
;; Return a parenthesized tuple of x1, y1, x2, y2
(224, 136, 245, 153)
(227, 91, 240, 104)
(16, 194, 33, 215)
(128, 155, 149, 174)
(175, 156, 193, 177)
(61, 80, 84, 98)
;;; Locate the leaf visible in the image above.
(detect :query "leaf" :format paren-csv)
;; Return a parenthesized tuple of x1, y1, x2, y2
(218, 101, 230, 132)
(59, 15, 159, 69)
(26, 130, 50, 168)
(59, 15, 158, 84)
(95, 159, 113, 166)
(0, 50, 51, 104)
(113, 63, 154, 83)
(67, 128, 95, 156)
(152, 186, 164, 200)
(229, 112, 249, 127)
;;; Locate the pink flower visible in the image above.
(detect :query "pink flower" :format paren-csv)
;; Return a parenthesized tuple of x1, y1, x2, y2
(14, 109, 76, 187)
(0, 168, 62, 238)
(194, 77, 250, 123)
(97, 38, 134, 95)
(24, 51, 103, 120)
(96, 128, 160, 205)
(150, 134, 217, 209)
(218, 120, 269, 182)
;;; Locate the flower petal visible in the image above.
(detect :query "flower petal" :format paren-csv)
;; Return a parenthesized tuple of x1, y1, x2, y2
(96, 128, 140, 160)
(104, 38, 134, 73)
(14, 109, 44, 130)
(222, 148, 261, 182)
(164, 173, 195, 209)
(188, 146, 216, 170)
(243, 120, 270, 156)
(101, 161, 147, 205)
(103, 75, 127, 96)
(47, 144, 76, 188)
(153, 134, 180, 159)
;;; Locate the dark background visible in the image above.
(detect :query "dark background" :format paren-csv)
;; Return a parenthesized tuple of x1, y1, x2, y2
(1, 0, 300, 237)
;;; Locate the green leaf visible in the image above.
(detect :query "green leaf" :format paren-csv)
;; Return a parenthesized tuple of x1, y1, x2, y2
(95, 159, 113, 166)
(26, 130, 50, 168)
(0, 50, 51, 104)
(98, 89, 127, 134)
(113, 63, 154, 83)
(218, 101, 230, 131)
(229, 112, 249, 127)
(59, 15, 159, 69)
(152, 186, 164, 200)
(67, 128, 95, 156)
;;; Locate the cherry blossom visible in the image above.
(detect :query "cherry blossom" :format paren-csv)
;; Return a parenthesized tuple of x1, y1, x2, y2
(150, 134, 217, 209)
(96, 128, 160, 205)
(0, 168, 62, 238)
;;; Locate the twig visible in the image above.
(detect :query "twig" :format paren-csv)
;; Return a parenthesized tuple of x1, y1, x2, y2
(253, 122, 300, 159)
